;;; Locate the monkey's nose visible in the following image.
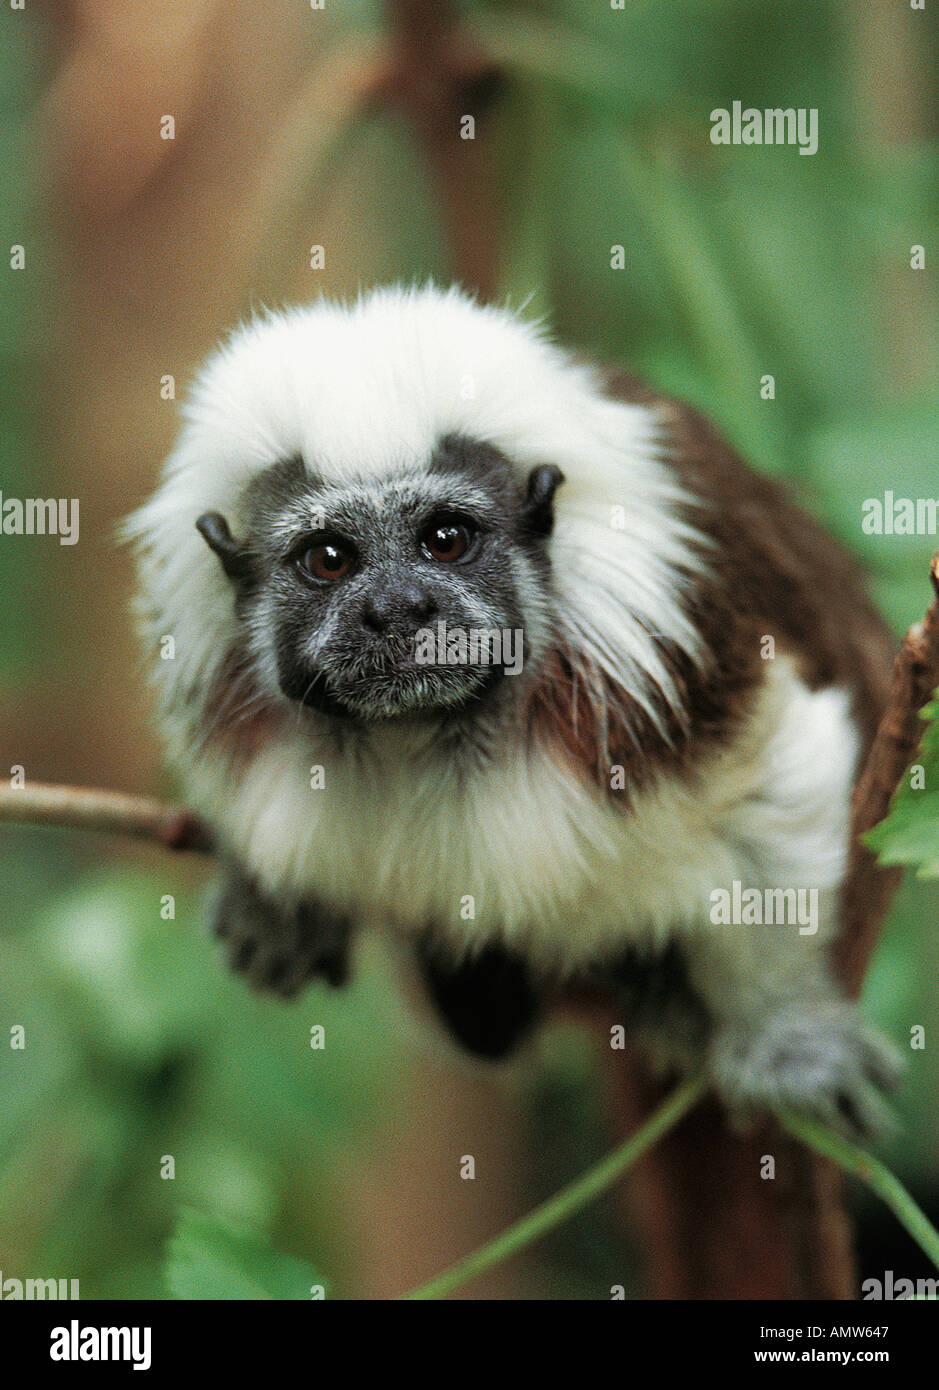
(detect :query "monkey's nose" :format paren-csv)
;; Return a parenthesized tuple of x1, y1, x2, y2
(360, 585, 437, 634)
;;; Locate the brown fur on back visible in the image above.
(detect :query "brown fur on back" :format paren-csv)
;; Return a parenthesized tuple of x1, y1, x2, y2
(604, 370, 894, 748)
(527, 369, 894, 794)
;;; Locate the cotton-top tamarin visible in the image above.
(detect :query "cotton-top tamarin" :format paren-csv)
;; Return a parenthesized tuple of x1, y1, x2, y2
(128, 285, 901, 1139)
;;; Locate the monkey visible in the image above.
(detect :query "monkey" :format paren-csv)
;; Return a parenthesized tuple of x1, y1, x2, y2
(127, 283, 902, 1140)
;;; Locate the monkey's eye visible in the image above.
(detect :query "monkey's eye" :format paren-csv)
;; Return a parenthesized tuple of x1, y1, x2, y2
(297, 542, 353, 582)
(420, 516, 476, 564)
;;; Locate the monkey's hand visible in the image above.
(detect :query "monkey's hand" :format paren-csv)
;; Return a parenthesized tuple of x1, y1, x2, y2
(708, 1000, 903, 1142)
(211, 868, 351, 999)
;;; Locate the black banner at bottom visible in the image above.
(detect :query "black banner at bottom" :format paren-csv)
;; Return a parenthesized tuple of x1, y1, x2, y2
(0, 1298, 934, 1376)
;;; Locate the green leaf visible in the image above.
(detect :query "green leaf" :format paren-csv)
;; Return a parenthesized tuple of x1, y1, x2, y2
(166, 1208, 324, 1301)
(34, 873, 218, 1069)
(865, 695, 939, 877)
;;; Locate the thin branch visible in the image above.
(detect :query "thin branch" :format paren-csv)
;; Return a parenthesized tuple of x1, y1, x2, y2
(396, 1076, 939, 1302)
(399, 1073, 708, 1300)
(780, 1109, 939, 1273)
(0, 781, 213, 853)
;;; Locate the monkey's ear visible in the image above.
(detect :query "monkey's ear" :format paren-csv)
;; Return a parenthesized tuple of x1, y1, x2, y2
(521, 464, 565, 538)
(196, 512, 254, 588)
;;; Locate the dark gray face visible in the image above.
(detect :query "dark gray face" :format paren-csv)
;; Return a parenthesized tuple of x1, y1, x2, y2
(197, 435, 563, 723)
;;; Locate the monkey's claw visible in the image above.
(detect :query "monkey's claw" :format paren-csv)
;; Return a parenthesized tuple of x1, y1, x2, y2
(708, 1001, 903, 1142)
(211, 874, 351, 999)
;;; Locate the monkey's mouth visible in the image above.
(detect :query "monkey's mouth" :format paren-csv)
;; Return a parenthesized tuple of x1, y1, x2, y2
(291, 660, 504, 723)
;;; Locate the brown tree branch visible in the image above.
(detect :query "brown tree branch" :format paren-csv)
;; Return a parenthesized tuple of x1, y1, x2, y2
(0, 781, 213, 853)
(604, 1066, 858, 1299)
(838, 553, 939, 994)
(381, 0, 503, 299)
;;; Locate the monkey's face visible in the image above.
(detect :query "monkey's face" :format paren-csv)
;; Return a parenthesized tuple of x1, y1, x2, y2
(198, 436, 563, 724)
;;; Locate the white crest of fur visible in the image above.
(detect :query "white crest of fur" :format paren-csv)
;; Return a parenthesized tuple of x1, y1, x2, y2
(128, 284, 705, 746)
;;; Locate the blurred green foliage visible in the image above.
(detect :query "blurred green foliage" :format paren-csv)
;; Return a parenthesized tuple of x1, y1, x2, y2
(2, 0, 938, 1298)
(166, 1208, 322, 1300)
(0, 851, 403, 1297)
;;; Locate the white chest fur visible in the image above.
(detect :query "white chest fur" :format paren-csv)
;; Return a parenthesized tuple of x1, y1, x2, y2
(190, 655, 859, 974)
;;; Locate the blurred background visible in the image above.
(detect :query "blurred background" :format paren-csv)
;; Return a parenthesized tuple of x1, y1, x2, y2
(1, 0, 937, 1299)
